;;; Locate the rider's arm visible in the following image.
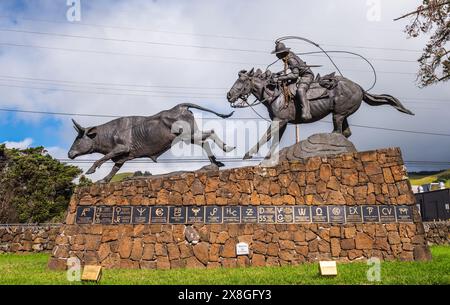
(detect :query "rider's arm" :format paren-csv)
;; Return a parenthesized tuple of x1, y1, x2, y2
(277, 66, 300, 81)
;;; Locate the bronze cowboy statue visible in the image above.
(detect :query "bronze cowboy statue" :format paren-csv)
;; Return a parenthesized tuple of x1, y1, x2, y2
(226, 40, 414, 160)
(272, 41, 314, 120)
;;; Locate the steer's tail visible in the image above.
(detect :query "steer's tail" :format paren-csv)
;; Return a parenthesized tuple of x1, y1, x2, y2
(362, 92, 414, 115)
(181, 103, 234, 118)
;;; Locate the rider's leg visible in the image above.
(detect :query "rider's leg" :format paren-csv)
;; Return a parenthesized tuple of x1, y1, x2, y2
(297, 84, 312, 120)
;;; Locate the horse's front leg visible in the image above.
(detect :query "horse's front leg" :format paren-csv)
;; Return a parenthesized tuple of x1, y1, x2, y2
(243, 121, 281, 160)
(265, 121, 287, 160)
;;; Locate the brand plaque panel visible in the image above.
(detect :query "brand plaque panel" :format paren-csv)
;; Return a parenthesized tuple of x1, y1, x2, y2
(76, 204, 415, 225)
(132, 206, 150, 224)
(293, 206, 311, 223)
(205, 206, 222, 224)
(150, 206, 168, 224)
(223, 206, 241, 223)
(113, 206, 132, 224)
(379, 205, 396, 222)
(395, 205, 413, 222)
(345, 206, 363, 223)
(275, 207, 294, 223)
(169, 206, 187, 224)
(76, 207, 95, 224)
(328, 206, 345, 223)
(258, 206, 276, 224)
(241, 206, 258, 223)
(362, 205, 380, 222)
(311, 206, 329, 223)
(94, 206, 114, 224)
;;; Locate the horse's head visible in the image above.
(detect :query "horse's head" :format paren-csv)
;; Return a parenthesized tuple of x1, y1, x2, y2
(227, 68, 271, 108)
(227, 68, 255, 108)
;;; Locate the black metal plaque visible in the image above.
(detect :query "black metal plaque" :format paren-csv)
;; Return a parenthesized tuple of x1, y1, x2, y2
(362, 205, 379, 222)
(241, 206, 258, 223)
(113, 206, 132, 224)
(132, 206, 150, 224)
(328, 206, 345, 223)
(311, 206, 328, 223)
(76, 206, 95, 224)
(293, 206, 311, 223)
(275, 206, 293, 223)
(169, 206, 187, 224)
(345, 206, 363, 223)
(187, 206, 204, 223)
(223, 206, 241, 223)
(395, 205, 413, 222)
(94, 206, 114, 224)
(379, 205, 396, 222)
(150, 206, 168, 224)
(205, 206, 223, 224)
(258, 206, 276, 224)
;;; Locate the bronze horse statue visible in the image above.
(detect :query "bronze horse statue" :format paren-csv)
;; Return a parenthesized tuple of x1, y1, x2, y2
(226, 68, 414, 160)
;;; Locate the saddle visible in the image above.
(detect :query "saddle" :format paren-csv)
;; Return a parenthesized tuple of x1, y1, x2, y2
(271, 73, 339, 103)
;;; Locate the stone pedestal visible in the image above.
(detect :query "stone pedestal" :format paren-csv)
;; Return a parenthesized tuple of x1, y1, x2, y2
(48, 147, 431, 270)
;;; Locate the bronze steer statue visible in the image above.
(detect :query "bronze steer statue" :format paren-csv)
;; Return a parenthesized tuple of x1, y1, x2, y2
(68, 103, 235, 183)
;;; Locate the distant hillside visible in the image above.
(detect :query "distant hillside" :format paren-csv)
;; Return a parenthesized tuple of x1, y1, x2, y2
(408, 169, 450, 188)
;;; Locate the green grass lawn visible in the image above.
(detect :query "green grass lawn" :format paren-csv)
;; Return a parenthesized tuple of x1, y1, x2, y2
(0, 245, 449, 285)
(409, 169, 450, 188)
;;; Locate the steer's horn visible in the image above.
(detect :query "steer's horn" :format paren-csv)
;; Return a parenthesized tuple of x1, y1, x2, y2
(72, 119, 84, 134)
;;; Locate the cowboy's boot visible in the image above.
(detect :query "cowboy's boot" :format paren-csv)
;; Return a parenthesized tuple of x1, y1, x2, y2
(298, 88, 312, 120)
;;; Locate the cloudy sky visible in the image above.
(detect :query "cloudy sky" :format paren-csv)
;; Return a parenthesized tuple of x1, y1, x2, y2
(0, 0, 449, 180)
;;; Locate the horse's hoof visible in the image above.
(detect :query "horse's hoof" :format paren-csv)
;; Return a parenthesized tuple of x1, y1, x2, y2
(215, 161, 225, 167)
(243, 153, 253, 160)
(301, 113, 312, 120)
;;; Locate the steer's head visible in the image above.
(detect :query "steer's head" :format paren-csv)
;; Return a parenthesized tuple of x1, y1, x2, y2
(68, 119, 97, 159)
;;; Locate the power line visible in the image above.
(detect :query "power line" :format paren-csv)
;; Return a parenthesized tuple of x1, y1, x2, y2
(1, 74, 449, 104)
(0, 42, 420, 73)
(0, 15, 423, 53)
(0, 108, 449, 137)
(0, 27, 422, 64)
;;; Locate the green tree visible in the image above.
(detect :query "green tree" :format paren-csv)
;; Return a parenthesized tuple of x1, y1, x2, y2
(0, 145, 82, 223)
(395, 0, 450, 86)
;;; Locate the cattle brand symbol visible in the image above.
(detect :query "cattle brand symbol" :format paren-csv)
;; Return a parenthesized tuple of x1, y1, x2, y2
(395, 206, 413, 222)
(76, 207, 95, 224)
(276, 207, 293, 223)
(94, 206, 114, 224)
(241, 206, 258, 223)
(362, 205, 380, 222)
(294, 206, 311, 223)
(113, 206, 132, 224)
(258, 206, 276, 224)
(132, 206, 150, 224)
(187, 206, 204, 223)
(311, 206, 328, 223)
(150, 206, 168, 224)
(223, 206, 241, 223)
(205, 206, 223, 224)
(345, 206, 363, 223)
(329, 206, 345, 223)
(379, 205, 396, 222)
(169, 207, 187, 224)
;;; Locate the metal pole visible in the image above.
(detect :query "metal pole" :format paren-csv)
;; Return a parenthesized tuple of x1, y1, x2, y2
(295, 125, 300, 143)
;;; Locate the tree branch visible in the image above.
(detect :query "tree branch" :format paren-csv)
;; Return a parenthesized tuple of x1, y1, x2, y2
(393, 1, 450, 21)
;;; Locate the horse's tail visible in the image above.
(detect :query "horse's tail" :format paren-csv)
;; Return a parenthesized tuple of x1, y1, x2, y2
(180, 103, 234, 118)
(362, 91, 414, 115)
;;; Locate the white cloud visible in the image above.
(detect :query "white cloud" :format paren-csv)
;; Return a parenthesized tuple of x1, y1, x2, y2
(3, 138, 33, 149)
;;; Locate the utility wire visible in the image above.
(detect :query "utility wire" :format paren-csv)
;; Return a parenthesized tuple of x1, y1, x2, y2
(0, 27, 421, 63)
(0, 15, 423, 53)
(0, 108, 449, 137)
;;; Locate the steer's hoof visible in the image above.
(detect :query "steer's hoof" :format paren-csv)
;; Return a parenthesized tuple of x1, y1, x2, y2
(224, 145, 236, 153)
(243, 153, 253, 160)
(86, 168, 96, 175)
